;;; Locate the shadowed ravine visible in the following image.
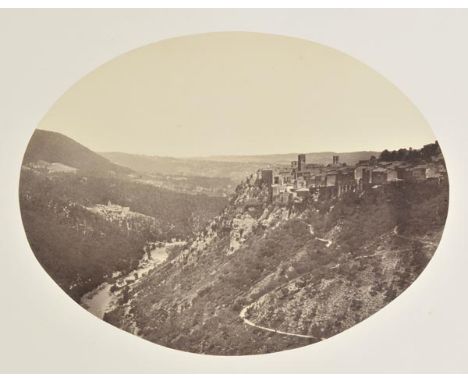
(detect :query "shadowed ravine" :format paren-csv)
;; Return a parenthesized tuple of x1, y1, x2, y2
(81, 242, 184, 319)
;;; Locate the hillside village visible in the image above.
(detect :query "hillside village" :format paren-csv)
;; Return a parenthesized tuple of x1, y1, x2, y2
(256, 141, 447, 204)
(19, 129, 450, 355)
(85, 201, 160, 234)
(102, 140, 448, 355)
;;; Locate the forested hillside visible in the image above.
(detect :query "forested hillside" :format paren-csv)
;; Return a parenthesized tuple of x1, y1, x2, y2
(19, 130, 227, 300)
(105, 176, 448, 355)
(23, 129, 132, 176)
(19, 129, 449, 355)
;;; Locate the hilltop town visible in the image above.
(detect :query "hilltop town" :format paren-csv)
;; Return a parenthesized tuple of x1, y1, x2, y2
(102, 140, 448, 355)
(19, 130, 449, 355)
(256, 141, 447, 204)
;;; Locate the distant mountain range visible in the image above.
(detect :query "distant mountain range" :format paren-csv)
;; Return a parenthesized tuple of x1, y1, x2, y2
(100, 152, 260, 181)
(189, 152, 380, 164)
(100, 150, 379, 181)
(26, 129, 379, 181)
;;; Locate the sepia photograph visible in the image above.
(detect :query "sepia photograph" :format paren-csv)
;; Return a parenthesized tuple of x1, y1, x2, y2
(3, 4, 468, 376)
(18, 31, 449, 356)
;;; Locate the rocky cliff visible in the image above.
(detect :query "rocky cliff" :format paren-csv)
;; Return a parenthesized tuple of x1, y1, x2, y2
(105, 175, 448, 355)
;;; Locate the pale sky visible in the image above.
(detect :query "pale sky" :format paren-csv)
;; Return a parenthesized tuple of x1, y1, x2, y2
(40, 32, 435, 157)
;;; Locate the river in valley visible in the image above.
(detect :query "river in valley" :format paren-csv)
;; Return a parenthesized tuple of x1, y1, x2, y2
(80, 241, 184, 319)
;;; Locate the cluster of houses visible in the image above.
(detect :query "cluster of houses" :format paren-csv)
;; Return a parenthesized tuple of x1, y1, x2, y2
(256, 151, 447, 204)
(87, 200, 131, 219)
(85, 201, 158, 232)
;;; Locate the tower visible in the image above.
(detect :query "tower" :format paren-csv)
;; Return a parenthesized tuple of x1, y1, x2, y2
(298, 154, 306, 172)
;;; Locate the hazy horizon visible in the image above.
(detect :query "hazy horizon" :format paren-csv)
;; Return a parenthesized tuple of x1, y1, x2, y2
(39, 32, 436, 157)
(38, 127, 435, 160)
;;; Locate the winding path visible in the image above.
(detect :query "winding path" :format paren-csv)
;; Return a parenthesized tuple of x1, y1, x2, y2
(239, 305, 317, 339)
(239, 224, 436, 339)
(393, 226, 437, 248)
(237, 223, 334, 339)
(308, 224, 333, 247)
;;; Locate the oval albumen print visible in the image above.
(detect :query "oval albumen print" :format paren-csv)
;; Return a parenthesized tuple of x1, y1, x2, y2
(20, 32, 449, 355)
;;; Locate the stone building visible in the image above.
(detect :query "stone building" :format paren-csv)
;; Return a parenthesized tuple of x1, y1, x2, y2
(258, 150, 446, 205)
(370, 168, 388, 185)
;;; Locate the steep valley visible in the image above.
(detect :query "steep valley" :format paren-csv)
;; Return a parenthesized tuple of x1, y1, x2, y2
(104, 176, 448, 355)
(19, 130, 228, 301)
(19, 130, 449, 355)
